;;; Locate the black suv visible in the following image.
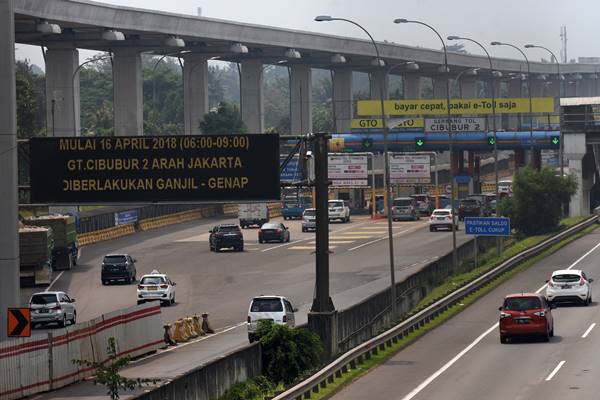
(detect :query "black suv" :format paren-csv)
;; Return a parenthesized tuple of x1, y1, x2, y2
(101, 254, 136, 285)
(458, 199, 482, 220)
(209, 224, 244, 252)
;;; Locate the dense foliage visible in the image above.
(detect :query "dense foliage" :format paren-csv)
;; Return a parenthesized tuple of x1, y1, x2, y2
(256, 320, 323, 385)
(499, 167, 577, 236)
(219, 375, 278, 400)
(199, 102, 246, 134)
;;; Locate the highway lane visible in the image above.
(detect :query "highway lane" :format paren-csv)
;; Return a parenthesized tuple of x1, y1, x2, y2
(22, 213, 470, 332)
(332, 228, 600, 400)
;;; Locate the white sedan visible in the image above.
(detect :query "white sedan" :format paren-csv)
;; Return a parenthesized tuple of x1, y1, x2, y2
(546, 269, 593, 305)
(137, 270, 177, 306)
(429, 209, 458, 232)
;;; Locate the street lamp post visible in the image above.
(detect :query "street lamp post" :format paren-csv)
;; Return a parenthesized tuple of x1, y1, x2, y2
(394, 18, 458, 269)
(448, 36, 502, 255)
(315, 15, 398, 319)
(73, 55, 113, 136)
(524, 44, 563, 176)
(491, 41, 535, 167)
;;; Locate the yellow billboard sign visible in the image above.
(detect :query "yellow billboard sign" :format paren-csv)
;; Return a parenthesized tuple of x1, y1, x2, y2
(357, 97, 555, 116)
(351, 118, 424, 129)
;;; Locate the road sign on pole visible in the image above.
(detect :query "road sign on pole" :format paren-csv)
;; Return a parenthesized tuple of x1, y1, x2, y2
(7, 308, 30, 337)
(464, 217, 510, 236)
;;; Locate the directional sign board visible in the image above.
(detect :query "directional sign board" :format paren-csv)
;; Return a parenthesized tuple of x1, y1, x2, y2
(465, 217, 511, 237)
(328, 155, 368, 187)
(425, 117, 486, 133)
(280, 156, 304, 183)
(8, 308, 31, 337)
(29, 135, 280, 203)
(389, 154, 431, 184)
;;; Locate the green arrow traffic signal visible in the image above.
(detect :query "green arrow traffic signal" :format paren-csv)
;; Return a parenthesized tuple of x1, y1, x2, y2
(487, 136, 496, 145)
(362, 138, 373, 150)
(415, 138, 425, 148)
(551, 137, 560, 146)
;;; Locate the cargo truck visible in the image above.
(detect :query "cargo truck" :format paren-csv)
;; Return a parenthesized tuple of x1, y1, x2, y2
(19, 226, 53, 286)
(238, 203, 269, 228)
(24, 215, 78, 270)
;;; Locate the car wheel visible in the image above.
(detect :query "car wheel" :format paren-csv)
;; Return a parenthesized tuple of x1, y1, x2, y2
(171, 295, 176, 305)
(542, 328, 550, 342)
(550, 324, 554, 337)
(259, 239, 263, 244)
(248, 333, 256, 343)
(215, 247, 221, 253)
(70, 311, 77, 325)
(429, 226, 434, 232)
(500, 335, 508, 344)
(102, 280, 108, 285)
(302, 227, 306, 232)
(137, 300, 144, 305)
(59, 315, 67, 328)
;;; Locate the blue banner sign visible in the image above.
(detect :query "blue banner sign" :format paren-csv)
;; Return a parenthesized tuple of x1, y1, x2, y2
(281, 156, 304, 183)
(114, 209, 139, 226)
(465, 217, 510, 236)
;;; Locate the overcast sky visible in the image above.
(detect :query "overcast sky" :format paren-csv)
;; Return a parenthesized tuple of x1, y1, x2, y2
(15, 0, 597, 68)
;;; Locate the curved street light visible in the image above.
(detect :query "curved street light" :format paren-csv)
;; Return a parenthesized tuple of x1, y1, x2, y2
(315, 15, 398, 319)
(394, 18, 458, 269)
(491, 41, 535, 167)
(73, 55, 113, 136)
(524, 44, 564, 176)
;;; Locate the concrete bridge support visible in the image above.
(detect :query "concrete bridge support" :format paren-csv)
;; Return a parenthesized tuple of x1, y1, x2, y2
(404, 75, 422, 99)
(45, 47, 80, 136)
(240, 59, 264, 133)
(565, 133, 591, 216)
(333, 69, 352, 133)
(370, 69, 389, 100)
(290, 65, 312, 135)
(566, 81, 577, 97)
(0, 0, 19, 340)
(183, 54, 209, 135)
(507, 79, 522, 131)
(432, 76, 448, 99)
(460, 77, 478, 99)
(113, 49, 143, 136)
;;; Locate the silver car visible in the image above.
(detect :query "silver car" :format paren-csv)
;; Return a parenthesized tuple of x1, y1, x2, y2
(392, 197, 420, 221)
(29, 291, 77, 328)
(301, 208, 316, 232)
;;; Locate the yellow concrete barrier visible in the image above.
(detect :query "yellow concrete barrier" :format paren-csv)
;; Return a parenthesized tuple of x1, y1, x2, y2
(192, 314, 205, 336)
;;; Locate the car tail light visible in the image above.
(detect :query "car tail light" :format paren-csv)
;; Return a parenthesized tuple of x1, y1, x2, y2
(499, 311, 511, 318)
(548, 280, 554, 288)
(579, 278, 585, 286)
(138, 284, 143, 289)
(430, 216, 434, 220)
(247, 316, 251, 323)
(52, 305, 61, 311)
(276, 229, 282, 233)
(533, 311, 546, 317)
(282, 315, 287, 323)
(160, 284, 168, 289)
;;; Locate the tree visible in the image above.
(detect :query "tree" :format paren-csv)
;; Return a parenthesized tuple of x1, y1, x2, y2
(199, 102, 247, 134)
(500, 167, 577, 236)
(16, 60, 45, 138)
(72, 337, 156, 400)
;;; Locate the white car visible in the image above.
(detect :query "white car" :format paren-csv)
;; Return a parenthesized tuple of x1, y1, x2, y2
(429, 209, 458, 232)
(302, 208, 316, 232)
(29, 291, 77, 328)
(328, 200, 350, 223)
(247, 295, 296, 342)
(137, 270, 177, 306)
(546, 269, 593, 305)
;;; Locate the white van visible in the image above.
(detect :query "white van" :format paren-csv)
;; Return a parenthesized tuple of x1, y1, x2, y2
(238, 203, 269, 228)
(498, 178, 513, 194)
(247, 295, 296, 342)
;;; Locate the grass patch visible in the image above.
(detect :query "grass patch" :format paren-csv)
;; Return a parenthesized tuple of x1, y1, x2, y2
(309, 221, 598, 400)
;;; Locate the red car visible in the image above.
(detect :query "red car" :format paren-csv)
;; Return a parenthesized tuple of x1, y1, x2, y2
(498, 293, 555, 343)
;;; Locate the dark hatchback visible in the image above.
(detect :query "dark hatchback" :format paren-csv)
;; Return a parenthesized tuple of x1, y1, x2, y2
(258, 222, 290, 243)
(101, 254, 136, 285)
(209, 224, 244, 252)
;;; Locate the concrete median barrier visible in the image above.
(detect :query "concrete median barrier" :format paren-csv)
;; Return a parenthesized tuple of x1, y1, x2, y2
(201, 313, 215, 334)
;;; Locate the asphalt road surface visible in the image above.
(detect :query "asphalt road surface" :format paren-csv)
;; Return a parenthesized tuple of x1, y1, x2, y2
(332, 228, 600, 400)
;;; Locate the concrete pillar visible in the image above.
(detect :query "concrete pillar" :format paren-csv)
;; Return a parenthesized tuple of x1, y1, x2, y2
(508, 79, 522, 131)
(529, 79, 544, 97)
(485, 79, 502, 131)
(403, 75, 422, 99)
(240, 59, 264, 133)
(370, 70, 389, 100)
(333, 69, 352, 133)
(565, 133, 589, 216)
(113, 49, 143, 136)
(0, 0, 19, 339)
(290, 65, 312, 135)
(566, 81, 577, 97)
(433, 77, 448, 99)
(183, 54, 208, 135)
(460, 78, 478, 99)
(578, 78, 595, 97)
(45, 47, 80, 136)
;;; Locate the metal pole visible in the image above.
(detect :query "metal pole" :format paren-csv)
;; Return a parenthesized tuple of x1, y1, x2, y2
(311, 133, 334, 312)
(72, 55, 112, 136)
(434, 152, 439, 209)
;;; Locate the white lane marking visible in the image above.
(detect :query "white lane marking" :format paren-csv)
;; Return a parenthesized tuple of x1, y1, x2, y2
(401, 324, 499, 400)
(582, 323, 596, 338)
(545, 361, 566, 381)
(45, 271, 65, 292)
(400, 239, 600, 400)
(348, 223, 423, 252)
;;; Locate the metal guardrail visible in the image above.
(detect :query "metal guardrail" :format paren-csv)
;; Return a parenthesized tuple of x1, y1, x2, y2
(274, 215, 598, 400)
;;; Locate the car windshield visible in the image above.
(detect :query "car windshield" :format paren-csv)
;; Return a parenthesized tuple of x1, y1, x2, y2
(503, 297, 542, 311)
(218, 226, 240, 232)
(141, 276, 165, 285)
(31, 294, 58, 304)
(433, 210, 450, 216)
(251, 298, 283, 312)
(411, 195, 427, 201)
(393, 199, 413, 207)
(460, 200, 479, 206)
(552, 274, 581, 283)
(261, 223, 279, 230)
(103, 255, 126, 263)
(304, 209, 315, 217)
(329, 201, 344, 208)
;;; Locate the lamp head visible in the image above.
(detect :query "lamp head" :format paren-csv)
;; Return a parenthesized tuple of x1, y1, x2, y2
(524, 44, 535, 48)
(393, 18, 409, 24)
(447, 36, 461, 41)
(490, 41, 502, 46)
(229, 43, 248, 54)
(315, 15, 333, 22)
(405, 61, 419, 71)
